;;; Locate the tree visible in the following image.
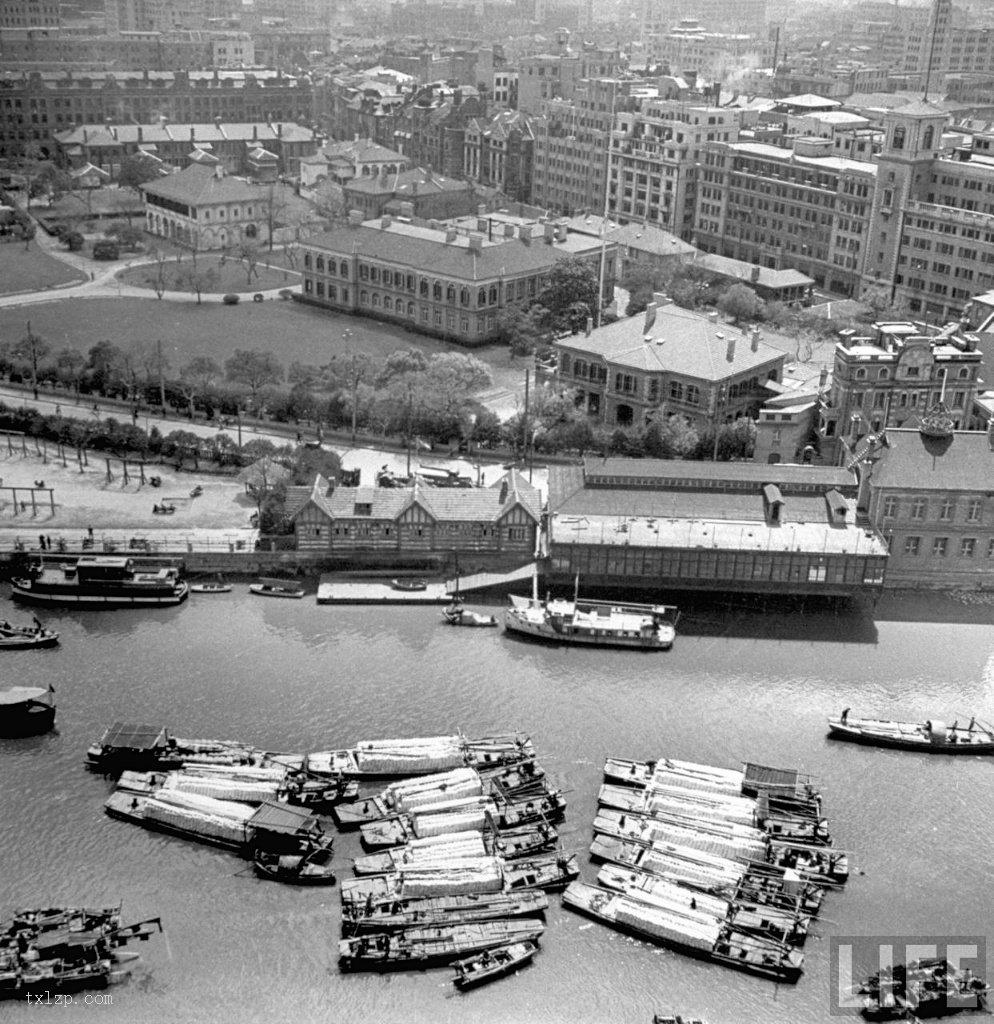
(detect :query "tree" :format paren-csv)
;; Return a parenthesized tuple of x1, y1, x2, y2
(178, 357, 222, 419)
(54, 347, 86, 400)
(85, 340, 127, 396)
(328, 351, 375, 443)
(496, 305, 550, 358)
(376, 348, 429, 386)
(235, 240, 262, 285)
(62, 230, 84, 252)
(11, 321, 51, 400)
(105, 221, 145, 249)
(539, 256, 600, 334)
(144, 248, 173, 299)
(621, 264, 669, 317)
(117, 154, 161, 209)
(224, 349, 284, 413)
(717, 283, 765, 325)
(175, 250, 219, 304)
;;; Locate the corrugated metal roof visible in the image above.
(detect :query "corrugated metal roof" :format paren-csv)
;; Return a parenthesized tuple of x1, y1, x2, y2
(248, 801, 316, 833)
(99, 722, 167, 750)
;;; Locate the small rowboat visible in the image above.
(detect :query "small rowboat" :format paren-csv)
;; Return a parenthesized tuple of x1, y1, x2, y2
(453, 939, 539, 990)
(0, 622, 60, 649)
(250, 578, 305, 599)
(252, 844, 336, 886)
(443, 605, 499, 627)
(391, 578, 428, 592)
(190, 582, 233, 594)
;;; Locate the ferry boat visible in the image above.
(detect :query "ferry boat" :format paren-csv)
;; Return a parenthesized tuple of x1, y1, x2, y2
(504, 594, 679, 649)
(11, 556, 188, 607)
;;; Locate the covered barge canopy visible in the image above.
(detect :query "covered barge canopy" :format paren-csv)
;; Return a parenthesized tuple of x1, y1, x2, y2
(96, 722, 169, 751)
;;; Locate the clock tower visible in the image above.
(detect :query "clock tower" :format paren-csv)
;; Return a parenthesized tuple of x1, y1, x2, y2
(861, 101, 947, 306)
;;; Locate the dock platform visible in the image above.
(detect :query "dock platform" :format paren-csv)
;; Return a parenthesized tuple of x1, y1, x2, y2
(444, 563, 538, 595)
(316, 579, 450, 605)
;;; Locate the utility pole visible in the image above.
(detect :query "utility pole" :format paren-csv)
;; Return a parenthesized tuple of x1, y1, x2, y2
(350, 353, 359, 447)
(712, 384, 726, 462)
(406, 383, 413, 477)
(156, 338, 166, 415)
(523, 368, 531, 482)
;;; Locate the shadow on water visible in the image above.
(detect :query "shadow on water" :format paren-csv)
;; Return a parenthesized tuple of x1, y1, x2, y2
(874, 589, 994, 625)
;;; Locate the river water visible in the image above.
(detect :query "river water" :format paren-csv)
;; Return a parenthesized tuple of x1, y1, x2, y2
(2, 588, 993, 1024)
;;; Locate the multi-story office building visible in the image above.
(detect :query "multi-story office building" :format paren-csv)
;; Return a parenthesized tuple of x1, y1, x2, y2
(298, 213, 614, 345)
(817, 320, 983, 465)
(0, 0, 58, 28)
(0, 68, 312, 160)
(608, 99, 742, 239)
(640, 0, 767, 41)
(463, 110, 536, 203)
(515, 37, 622, 115)
(694, 134, 877, 297)
(645, 18, 773, 79)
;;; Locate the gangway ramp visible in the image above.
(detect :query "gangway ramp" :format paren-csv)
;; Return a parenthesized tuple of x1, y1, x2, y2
(445, 563, 537, 595)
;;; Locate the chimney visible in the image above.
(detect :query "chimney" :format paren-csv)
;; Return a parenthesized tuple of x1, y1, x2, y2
(277, 123, 282, 137)
(446, 227, 458, 242)
(750, 326, 760, 352)
(348, 209, 363, 227)
(708, 311, 719, 324)
(988, 417, 994, 451)
(191, 126, 196, 141)
(520, 225, 532, 246)
(253, 124, 258, 141)
(725, 335, 736, 362)
(477, 218, 488, 232)
(644, 302, 657, 333)
(555, 224, 567, 243)
(653, 291, 671, 306)
(468, 233, 483, 255)
(381, 215, 392, 229)
(399, 201, 415, 218)
(83, 128, 88, 143)
(839, 328, 856, 349)
(477, 203, 487, 217)
(544, 223, 555, 244)
(585, 316, 593, 337)
(819, 366, 828, 389)
(750, 265, 761, 283)
(214, 164, 223, 179)
(137, 126, 143, 143)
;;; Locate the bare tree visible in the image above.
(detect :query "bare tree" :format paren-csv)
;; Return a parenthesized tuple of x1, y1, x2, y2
(176, 248, 219, 304)
(179, 356, 222, 419)
(144, 248, 173, 299)
(12, 320, 51, 399)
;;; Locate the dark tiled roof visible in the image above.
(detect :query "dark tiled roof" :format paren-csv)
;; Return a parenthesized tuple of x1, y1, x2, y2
(303, 223, 601, 281)
(870, 428, 994, 490)
(141, 163, 263, 204)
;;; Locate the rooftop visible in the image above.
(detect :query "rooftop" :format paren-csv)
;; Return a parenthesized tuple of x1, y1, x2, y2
(141, 163, 263, 205)
(303, 220, 605, 281)
(556, 304, 787, 381)
(870, 428, 994, 491)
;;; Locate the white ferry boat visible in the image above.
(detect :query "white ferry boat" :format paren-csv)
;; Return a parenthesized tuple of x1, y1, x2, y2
(504, 594, 679, 650)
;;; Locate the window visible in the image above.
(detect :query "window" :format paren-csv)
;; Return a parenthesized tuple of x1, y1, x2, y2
(883, 497, 897, 517)
(939, 499, 953, 521)
(340, 261, 348, 277)
(304, 253, 312, 269)
(961, 538, 976, 557)
(967, 499, 981, 522)
(904, 536, 920, 556)
(932, 537, 948, 557)
(911, 498, 926, 520)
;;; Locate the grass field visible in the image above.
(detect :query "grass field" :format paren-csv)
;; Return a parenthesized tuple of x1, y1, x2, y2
(0, 296, 522, 390)
(116, 251, 301, 295)
(0, 241, 87, 296)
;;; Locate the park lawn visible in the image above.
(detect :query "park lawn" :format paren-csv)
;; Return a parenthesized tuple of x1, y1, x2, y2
(0, 296, 523, 390)
(115, 251, 302, 295)
(0, 241, 87, 296)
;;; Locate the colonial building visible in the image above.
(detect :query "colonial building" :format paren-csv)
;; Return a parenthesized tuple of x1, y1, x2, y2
(0, 68, 313, 160)
(858, 427, 994, 588)
(299, 213, 614, 345)
(463, 110, 536, 203)
(299, 138, 408, 189)
(544, 458, 888, 597)
(54, 120, 318, 178)
(141, 163, 274, 249)
(566, 215, 696, 280)
(554, 296, 787, 431)
(341, 167, 475, 221)
(288, 471, 541, 557)
(817, 320, 983, 464)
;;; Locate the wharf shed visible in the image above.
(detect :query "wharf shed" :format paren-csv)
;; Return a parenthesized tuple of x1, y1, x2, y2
(544, 458, 889, 596)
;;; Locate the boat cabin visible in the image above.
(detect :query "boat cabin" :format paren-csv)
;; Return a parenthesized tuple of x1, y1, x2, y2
(248, 801, 326, 853)
(96, 722, 171, 755)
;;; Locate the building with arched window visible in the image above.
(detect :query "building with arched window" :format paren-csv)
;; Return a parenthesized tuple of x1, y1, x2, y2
(141, 163, 271, 250)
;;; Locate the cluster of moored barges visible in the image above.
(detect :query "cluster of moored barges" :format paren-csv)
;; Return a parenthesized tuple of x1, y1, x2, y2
(0, 905, 161, 999)
(335, 737, 573, 989)
(562, 755, 850, 984)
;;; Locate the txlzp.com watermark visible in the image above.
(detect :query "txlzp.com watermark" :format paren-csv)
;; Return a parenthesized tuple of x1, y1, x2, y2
(830, 935, 987, 1016)
(25, 992, 114, 1007)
